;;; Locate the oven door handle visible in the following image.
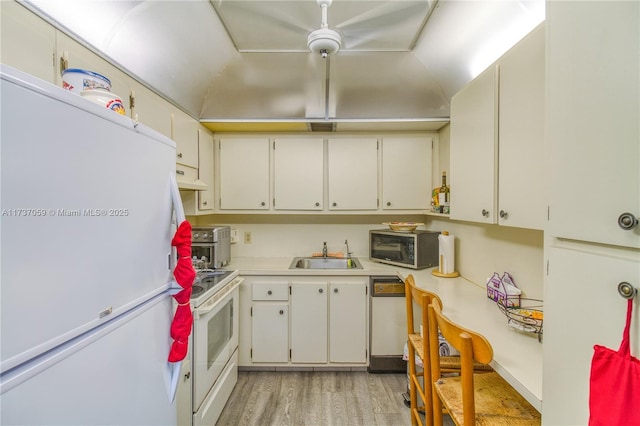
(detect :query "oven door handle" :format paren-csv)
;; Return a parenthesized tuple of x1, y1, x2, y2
(193, 278, 241, 319)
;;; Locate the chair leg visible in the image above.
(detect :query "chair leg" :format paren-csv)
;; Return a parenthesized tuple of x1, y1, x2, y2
(408, 346, 419, 426)
(432, 383, 443, 426)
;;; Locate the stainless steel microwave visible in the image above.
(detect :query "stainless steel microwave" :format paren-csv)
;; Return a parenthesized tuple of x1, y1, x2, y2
(369, 229, 440, 269)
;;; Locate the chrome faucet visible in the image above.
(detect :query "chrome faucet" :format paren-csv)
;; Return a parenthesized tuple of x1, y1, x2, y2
(322, 241, 328, 258)
(345, 240, 352, 259)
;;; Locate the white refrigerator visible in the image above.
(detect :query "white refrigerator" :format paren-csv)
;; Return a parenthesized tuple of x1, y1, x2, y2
(0, 65, 180, 425)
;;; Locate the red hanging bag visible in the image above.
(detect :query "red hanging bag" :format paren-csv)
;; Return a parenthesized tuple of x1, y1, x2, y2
(589, 299, 640, 425)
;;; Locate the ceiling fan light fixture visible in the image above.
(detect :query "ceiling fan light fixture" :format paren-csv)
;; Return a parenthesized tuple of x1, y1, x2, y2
(307, 27, 342, 58)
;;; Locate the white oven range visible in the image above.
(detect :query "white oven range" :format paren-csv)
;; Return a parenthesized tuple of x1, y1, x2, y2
(189, 269, 242, 426)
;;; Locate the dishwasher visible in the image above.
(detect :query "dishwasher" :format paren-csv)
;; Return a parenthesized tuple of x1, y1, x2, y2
(368, 275, 414, 373)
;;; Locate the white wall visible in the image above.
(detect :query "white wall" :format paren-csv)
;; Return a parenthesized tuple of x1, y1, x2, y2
(194, 216, 543, 300)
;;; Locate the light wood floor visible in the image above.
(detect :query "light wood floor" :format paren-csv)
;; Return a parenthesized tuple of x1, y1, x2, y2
(216, 370, 454, 426)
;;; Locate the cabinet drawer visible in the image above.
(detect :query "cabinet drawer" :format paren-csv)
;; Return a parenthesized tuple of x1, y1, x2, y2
(252, 283, 289, 301)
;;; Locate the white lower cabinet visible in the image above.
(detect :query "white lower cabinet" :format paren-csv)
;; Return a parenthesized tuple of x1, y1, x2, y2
(240, 276, 368, 367)
(329, 281, 368, 363)
(249, 280, 289, 363)
(543, 244, 639, 425)
(290, 282, 328, 363)
(251, 303, 289, 363)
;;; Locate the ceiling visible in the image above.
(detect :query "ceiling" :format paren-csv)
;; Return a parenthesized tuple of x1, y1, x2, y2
(24, 0, 545, 132)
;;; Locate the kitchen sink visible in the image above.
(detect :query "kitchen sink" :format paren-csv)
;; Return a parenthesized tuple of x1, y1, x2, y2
(289, 257, 363, 270)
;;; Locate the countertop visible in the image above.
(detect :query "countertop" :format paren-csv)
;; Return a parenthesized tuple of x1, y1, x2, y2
(225, 256, 543, 411)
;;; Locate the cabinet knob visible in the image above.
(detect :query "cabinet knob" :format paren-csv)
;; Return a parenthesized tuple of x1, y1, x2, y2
(386, 201, 391, 207)
(316, 202, 320, 207)
(184, 371, 191, 380)
(618, 282, 637, 300)
(279, 309, 284, 315)
(332, 202, 337, 207)
(482, 209, 490, 217)
(267, 290, 272, 295)
(334, 288, 339, 293)
(617, 212, 639, 230)
(318, 288, 323, 293)
(260, 201, 266, 206)
(499, 210, 508, 219)
(177, 152, 183, 158)
(202, 201, 208, 206)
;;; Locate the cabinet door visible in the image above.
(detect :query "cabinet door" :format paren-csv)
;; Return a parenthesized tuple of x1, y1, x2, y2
(450, 66, 498, 223)
(198, 128, 214, 211)
(290, 282, 327, 363)
(328, 138, 378, 210)
(55, 32, 133, 116)
(498, 24, 546, 230)
(1, 1, 56, 84)
(251, 303, 288, 363)
(329, 281, 367, 363)
(273, 138, 324, 210)
(543, 245, 640, 425)
(176, 357, 192, 426)
(381, 137, 432, 210)
(218, 137, 270, 210)
(130, 83, 172, 138)
(547, 1, 639, 248)
(172, 108, 198, 168)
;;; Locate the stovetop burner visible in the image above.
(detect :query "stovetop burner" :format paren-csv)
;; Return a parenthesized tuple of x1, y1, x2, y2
(190, 269, 236, 307)
(191, 284, 205, 298)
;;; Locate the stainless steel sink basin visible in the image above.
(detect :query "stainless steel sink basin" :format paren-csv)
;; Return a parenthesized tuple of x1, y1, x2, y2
(289, 257, 363, 270)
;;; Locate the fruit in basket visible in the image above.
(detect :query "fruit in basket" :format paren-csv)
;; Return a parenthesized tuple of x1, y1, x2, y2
(516, 309, 543, 320)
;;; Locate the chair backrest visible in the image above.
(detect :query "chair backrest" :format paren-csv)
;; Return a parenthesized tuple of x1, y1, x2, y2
(405, 274, 443, 337)
(428, 300, 494, 425)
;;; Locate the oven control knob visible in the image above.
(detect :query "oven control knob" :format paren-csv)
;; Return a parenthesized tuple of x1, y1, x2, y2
(193, 233, 199, 239)
(202, 233, 209, 239)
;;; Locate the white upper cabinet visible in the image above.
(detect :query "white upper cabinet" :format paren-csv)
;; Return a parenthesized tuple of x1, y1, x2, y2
(1, 1, 56, 84)
(197, 128, 214, 211)
(546, 4, 639, 249)
(273, 138, 324, 210)
(172, 108, 198, 168)
(328, 138, 378, 210)
(450, 66, 497, 224)
(381, 137, 432, 210)
(218, 137, 270, 210)
(450, 24, 545, 230)
(497, 24, 546, 229)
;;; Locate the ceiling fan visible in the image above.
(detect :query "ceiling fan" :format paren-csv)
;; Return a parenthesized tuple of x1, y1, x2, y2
(307, 0, 342, 59)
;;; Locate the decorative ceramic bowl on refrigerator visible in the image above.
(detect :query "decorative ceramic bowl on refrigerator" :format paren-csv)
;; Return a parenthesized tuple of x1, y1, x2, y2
(81, 89, 126, 115)
(62, 68, 112, 93)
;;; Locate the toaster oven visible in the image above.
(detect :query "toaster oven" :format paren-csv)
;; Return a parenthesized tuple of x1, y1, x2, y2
(369, 229, 440, 269)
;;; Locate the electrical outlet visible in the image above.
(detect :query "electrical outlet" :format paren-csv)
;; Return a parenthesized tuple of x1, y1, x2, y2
(244, 231, 252, 244)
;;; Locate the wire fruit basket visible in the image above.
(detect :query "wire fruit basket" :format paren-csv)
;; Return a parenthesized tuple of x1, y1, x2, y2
(497, 298, 543, 342)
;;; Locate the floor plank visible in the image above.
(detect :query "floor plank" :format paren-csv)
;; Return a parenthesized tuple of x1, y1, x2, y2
(216, 370, 454, 426)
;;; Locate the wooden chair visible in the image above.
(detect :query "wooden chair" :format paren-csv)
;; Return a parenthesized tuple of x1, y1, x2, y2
(405, 274, 442, 426)
(428, 301, 541, 425)
(405, 275, 492, 426)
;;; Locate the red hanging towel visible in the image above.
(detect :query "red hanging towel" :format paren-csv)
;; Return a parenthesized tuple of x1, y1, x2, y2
(168, 220, 196, 362)
(589, 299, 640, 426)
